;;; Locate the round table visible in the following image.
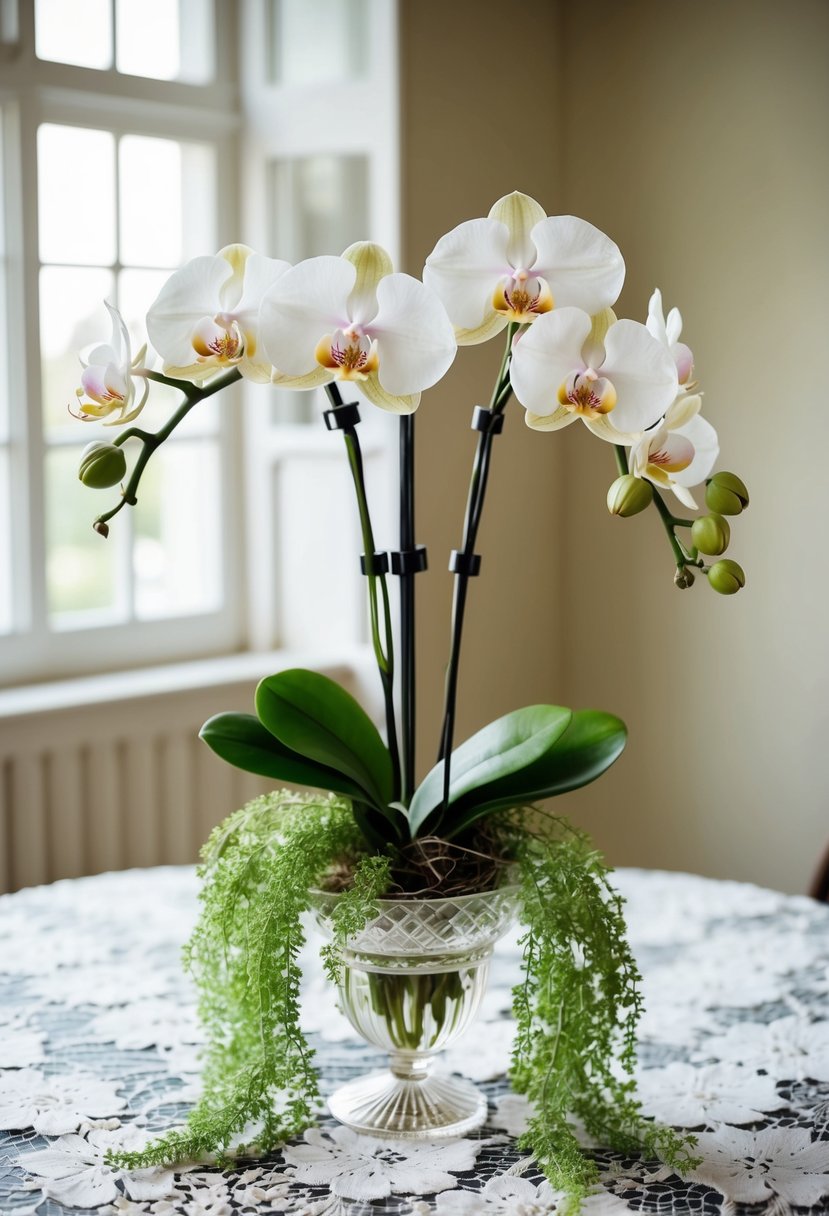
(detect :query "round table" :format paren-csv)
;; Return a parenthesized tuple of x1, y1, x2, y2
(1, 867, 828, 1215)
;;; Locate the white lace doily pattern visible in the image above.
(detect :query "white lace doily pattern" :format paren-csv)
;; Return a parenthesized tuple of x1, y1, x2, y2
(1, 865, 828, 1216)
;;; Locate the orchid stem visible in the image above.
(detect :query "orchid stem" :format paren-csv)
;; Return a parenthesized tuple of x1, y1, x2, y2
(399, 414, 416, 805)
(325, 383, 402, 803)
(614, 444, 692, 570)
(437, 322, 518, 819)
(94, 368, 242, 528)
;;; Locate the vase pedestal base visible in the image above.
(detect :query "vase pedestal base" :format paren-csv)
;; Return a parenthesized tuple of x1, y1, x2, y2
(327, 1069, 487, 1140)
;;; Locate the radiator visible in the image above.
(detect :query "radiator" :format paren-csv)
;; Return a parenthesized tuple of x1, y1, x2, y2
(0, 656, 370, 895)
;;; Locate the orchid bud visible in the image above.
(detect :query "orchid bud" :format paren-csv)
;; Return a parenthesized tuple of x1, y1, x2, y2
(79, 441, 127, 489)
(705, 471, 749, 516)
(674, 566, 695, 589)
(92, 519, 110, 539)
(708, 558, 745, 595)
(691, 513, 731, 556)
(607, 474, 653, 518)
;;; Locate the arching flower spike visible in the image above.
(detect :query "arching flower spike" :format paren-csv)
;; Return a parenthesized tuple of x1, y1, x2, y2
(423, 191, 625, 345)
(512, 306, 678, 436)
(75, 301, 149, 425)
(146, 245, 291, 383)
(258, 242, 457, 414)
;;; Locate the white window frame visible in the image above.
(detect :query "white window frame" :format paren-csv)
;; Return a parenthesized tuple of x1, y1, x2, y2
(0, 0, 400, 688)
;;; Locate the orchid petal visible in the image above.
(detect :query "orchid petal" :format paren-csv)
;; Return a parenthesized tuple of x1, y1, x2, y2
(359, 372, 420, 414)
(343, 242, 393, 326)
(647, 430, 695, 473)
(509, 307, 592, 416)
(665, 304, 683, 346)
(216, 243, 252, 311)
(646, 288, 667, 344)
(84, 342, 118, 368)
(147, 255, 235, 365)
(105, 374, 149, 425)
(525, 407, 578, 432)
(630, 431, 654, 476)
(162, 361, 220, 383)
(271, 366, 333, 390)
(665, 392, 702, 431)
(259, 255, 354, 376)
(423, 217, 511, 330)
(371, 274, 456, 396)
(234, 254, 292, 329)
(601, 319, 678, 432)
(455, 310, 510, 347)
(81, 364, 123, 404)
(582, 306, 616, 369)
(531, 215, 625, 313)
(672, 484, 699, 509)
(671, 413, 719, 487)
(583, 415, 636, 445)
(488, 191, 547, 269)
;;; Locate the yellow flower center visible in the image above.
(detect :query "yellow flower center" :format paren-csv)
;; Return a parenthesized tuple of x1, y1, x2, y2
(557, 369, 617, 419)
(493, 271, 553, 322)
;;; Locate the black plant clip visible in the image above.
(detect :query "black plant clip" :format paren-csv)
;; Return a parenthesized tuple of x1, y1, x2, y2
(323, 402, 362, 431)
(471, 405, 505, 434)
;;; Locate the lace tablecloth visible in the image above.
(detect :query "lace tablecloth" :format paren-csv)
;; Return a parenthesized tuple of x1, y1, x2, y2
(1, 866, 828, 1216)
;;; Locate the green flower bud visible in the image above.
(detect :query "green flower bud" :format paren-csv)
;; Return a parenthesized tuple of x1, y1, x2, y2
(705, 471, 749, 516)
(79, 441, 127, 489)
(691, 512, 731, 556)
(674, 566, 695, 589)
(606, 474, 653, 517)
(708, 558, 745, 595)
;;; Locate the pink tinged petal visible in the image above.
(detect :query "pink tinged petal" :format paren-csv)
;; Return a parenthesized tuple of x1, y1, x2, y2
(370, 273, 456, 396)
(673, 340, 694, 383)
(530, 215, 625, 313)
(487, 191, 547, 269)
(647, 430, 695, 474)
(422, 217, 512, 330)
(600, 318, 679, 432)
(671, 413, 719, 487)
(259, 255, 354, 376)
(146, 255, 235, 365)
(81, 364, 125, 405)
(509, 306, 592, 416)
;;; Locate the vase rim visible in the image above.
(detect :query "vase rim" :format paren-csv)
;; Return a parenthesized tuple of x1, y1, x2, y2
(309, 881, 520, 910)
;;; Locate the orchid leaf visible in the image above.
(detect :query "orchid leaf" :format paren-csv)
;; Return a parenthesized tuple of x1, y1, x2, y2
(407, 705, 573, 837)
(255, 669, 394, 811)
(199, 712, 368, 800)
(442, 709, 627, 839)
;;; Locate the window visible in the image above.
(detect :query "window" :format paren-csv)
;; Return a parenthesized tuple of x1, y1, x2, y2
(0, 0, 399, 686)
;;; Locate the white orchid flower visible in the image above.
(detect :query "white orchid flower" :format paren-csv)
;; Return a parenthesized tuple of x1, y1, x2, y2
(258, 242, 457, 414)
(146, 244, 290, 383)
(647, 287, 694, 385)
(422, 191, 625, 345)
(511, 306, 678, 437)
(75, 301, 149, 425)
(630, 394, 719, 508)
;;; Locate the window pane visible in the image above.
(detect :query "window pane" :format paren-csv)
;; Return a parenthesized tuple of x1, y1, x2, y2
(0, 451, 11, 634)
(133, 441, 222, 618)
(268, 0, 368, 85)
(119, 136, 216, 268)
(38, 126, 116, 265)
(46, 447, 122, 620)
(116, 0, 214, 83)
(0, 112, 7, 442)
(35, 0, 113, 69)
(40, 267, 114, 434)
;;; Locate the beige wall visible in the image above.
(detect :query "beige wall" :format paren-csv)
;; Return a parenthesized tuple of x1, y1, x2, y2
(400, 0, 829, 893)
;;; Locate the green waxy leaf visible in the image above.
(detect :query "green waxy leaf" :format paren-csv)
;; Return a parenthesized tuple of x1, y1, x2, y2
(407, 705, 573, 837)
(443, 709, 627, 838)
(255, 669, 394, 811)
(199, 712, 368, 800)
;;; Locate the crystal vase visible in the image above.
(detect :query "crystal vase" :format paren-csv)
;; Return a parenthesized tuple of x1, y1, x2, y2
(312, 884, 518, 1139)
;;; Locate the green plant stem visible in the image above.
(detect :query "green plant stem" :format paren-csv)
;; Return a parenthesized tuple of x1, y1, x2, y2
(94, 368, 242, 529)
(437, 323, 518, 817)
(613, 443, 699, 568)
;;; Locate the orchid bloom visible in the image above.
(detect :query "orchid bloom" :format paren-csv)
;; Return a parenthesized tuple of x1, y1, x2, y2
(511, 306, 679, 437)
(258, 242, 457, 413)
(630, 394, 719, 509)
(75, 302, 148, 425)
(647, 288, 694, 385)
(146, 244, 290, 383)
(422, 191, 625, 345)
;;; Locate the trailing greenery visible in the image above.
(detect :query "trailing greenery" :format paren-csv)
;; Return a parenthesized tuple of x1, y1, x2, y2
(320, 853, 392, 985)
(504, 816, 700, 1206)
(111, 790, 367, 1169)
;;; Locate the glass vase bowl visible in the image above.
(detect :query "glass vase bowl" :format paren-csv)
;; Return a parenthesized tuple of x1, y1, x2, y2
(311, 884, 519, 1139)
